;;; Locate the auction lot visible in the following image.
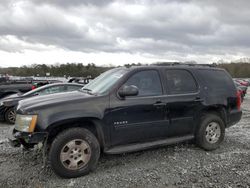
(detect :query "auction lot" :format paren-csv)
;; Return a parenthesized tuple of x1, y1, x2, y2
(0, 94, 249, 188)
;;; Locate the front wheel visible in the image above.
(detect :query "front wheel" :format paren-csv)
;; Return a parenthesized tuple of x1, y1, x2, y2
(195, 113, 225, 151)
(5, 107, 16, 124)
(49, 128, 100, 178)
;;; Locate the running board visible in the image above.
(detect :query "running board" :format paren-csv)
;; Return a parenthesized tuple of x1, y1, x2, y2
(105, 135, 194, 154)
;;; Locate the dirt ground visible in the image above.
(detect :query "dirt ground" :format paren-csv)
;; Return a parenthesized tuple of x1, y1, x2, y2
(0, 93, 249, 188)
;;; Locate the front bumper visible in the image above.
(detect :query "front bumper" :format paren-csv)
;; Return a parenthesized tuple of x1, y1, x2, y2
(0, 105, 6, 121)
(8, 126, 47, 147)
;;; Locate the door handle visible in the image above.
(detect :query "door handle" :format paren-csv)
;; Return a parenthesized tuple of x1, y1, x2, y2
(153, 101, 166, 107)
(193, 97, 204, 102)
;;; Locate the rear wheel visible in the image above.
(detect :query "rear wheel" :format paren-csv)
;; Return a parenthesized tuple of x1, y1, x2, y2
(195, 113, 225, 151)
(49, 127, 100, 178)
(5, 107, 16, 124)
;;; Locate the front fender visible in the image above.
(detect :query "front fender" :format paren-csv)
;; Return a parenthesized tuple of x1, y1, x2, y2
(37, 109, 103, 131)
(42, 113, 109, 149)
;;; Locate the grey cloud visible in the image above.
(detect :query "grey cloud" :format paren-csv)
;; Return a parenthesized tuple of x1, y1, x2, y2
(32, 0, 115, 7)
(0, 0, 250, 58)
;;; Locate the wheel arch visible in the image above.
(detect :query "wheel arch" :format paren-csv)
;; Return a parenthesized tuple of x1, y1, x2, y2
(201, 105, 227, 124)
(195, 105, 227, 133)
(46, 117, 107, 151)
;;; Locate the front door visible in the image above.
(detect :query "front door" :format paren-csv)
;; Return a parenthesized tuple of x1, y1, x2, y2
(109, 70, 169, 146)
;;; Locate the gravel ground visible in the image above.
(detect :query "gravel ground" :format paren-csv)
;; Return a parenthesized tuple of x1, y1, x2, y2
(0, 93, 250, 188)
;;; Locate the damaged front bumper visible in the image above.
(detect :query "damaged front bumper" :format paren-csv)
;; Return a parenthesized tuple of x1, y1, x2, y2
(8, 126, 48, 148)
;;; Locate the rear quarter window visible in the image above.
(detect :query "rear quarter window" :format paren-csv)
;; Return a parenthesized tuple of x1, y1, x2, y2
(196, 69, 235, 93)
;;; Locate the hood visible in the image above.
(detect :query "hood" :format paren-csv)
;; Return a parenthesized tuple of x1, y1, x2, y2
(17, 90, 95, 112)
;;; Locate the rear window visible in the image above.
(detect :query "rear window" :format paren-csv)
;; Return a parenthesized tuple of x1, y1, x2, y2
(196, 69, 235, 93)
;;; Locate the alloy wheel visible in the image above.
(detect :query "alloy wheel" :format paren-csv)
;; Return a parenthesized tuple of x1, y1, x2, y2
(205, 122, 221, 144)
(60, 139, 91, 170)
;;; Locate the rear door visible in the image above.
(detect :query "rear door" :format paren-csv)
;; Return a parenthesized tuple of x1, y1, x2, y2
(164, 69, 201, 137)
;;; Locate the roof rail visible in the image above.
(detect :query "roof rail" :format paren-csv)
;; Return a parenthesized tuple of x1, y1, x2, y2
(152, 62, 217, 67)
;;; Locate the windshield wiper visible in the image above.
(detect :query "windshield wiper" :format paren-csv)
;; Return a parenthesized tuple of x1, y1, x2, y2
(81, 88, 94, 95)
(82, 88, 92, 92)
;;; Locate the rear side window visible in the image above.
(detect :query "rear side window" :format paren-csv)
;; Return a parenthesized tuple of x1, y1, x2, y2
(166, 70, 197, 94)
(123, 70, 163, 96)
(196, 69, 235, 92)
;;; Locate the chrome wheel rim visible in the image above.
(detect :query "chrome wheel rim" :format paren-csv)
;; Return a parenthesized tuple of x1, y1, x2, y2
(205, 122, 221, 144)
(8, 110, 16, 123)
(60, 139, 91, 170)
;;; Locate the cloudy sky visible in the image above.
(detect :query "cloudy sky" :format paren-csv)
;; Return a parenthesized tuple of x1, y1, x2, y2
(0, 0, 249, 67)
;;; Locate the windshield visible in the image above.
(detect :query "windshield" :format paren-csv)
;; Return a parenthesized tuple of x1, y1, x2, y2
(82, 68, 128, 94)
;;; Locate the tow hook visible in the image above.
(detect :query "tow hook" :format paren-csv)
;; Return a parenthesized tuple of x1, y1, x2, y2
(9, 139, 21, 147)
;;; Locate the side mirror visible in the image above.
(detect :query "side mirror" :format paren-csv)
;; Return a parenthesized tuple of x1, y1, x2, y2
(118, 85, 139, 98)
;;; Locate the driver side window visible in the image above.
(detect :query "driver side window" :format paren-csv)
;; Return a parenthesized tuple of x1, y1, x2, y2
(123, 70, 163, 97)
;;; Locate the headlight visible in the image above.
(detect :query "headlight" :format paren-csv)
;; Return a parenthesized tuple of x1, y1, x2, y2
(15, 114, 38, 132)
(0, 101, 3, 106)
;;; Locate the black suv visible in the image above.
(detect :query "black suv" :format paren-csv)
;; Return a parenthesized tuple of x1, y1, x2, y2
(9, 65, 242, 178)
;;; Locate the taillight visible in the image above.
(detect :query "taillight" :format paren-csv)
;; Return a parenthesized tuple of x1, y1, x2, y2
(236, 91, 241, 110)
(31, 85, 36, 90)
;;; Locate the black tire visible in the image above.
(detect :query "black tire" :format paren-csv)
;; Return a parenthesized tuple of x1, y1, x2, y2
(195, 113, 225, 151)
(4, 107, 16, 124)
(49, 127, 100, 178)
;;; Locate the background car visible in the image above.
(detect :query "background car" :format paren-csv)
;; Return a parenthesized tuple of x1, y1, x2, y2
(235, 79, 249, 87)
(0, 83, 83, 124)
(234, 81, 248, 101)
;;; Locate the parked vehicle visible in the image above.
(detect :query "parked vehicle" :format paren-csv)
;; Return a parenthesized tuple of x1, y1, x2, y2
(0, 83, 33, 99)
(234, 81, 247, 101)
(68, 77, 91, 85)
(235, 79, 249, 87)
(0, 79, 62, 99)
(9, 65, 242, 178)
(0, 83, 83, 124)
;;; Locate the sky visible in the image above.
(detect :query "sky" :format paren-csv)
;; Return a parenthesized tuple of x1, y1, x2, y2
(0, 0, 250, 67)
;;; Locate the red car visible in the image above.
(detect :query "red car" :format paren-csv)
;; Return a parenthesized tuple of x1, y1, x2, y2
(235, 79, 249, 87)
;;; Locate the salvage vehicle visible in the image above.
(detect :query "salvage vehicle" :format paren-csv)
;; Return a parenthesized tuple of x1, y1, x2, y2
(0, 83, 83, 124)
(9, 64, 242, 178)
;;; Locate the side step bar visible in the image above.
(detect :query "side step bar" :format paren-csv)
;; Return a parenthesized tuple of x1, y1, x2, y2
(105, 135, 194, 154)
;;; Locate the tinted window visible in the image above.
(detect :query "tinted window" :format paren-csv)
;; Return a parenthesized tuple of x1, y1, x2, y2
(196, 69, 235, 93)
(123, 70, 163, 96)
(66, 85, 82, 91)
(37, 85, 65, 95)
(166, 70, 197, 94)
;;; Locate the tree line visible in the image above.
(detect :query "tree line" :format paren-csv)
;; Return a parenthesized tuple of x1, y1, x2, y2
(0, 62, 250, 78)
(0, 63, 112, 78)
(217, 63, 250, 78)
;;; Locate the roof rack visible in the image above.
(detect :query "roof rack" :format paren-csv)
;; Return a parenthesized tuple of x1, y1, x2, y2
(152, 62, 217, 67)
